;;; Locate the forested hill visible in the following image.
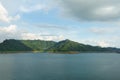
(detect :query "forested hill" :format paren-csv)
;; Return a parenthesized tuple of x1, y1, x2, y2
(0, 39, 56, 52)
(47, 39, 120, 53)
(0, 39, 119, 53)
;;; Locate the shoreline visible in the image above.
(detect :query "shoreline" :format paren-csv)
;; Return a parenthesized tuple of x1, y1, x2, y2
(0, 51, 118, 54)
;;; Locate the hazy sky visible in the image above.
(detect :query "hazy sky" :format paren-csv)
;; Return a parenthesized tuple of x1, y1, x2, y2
(0, 0, 120, 47)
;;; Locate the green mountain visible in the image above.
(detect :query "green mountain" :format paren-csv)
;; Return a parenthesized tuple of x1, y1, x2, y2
(0, 39, 56, 52)
(0, 39, 32, 51)
(21, 40, 56, 51)
(47, 39, 110, 52)
(0, 39, 119, 53)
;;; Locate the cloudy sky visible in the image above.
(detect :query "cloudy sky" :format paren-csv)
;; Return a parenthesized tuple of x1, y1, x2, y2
(0, 0, 120, 47)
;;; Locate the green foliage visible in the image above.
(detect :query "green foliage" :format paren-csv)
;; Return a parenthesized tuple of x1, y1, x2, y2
(0, 39, 56, 52)
(0, 39, 119, 53)
(21, 40, 56, 51)
(47, 39, 120, 52)
(0, 39, 32, 51)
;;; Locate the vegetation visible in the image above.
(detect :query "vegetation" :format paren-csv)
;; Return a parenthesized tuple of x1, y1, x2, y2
(47, 39, 118, 53)
(0, 39, 32, 51)
(21, 40, 56, 51)
(0, 39, 119, 53)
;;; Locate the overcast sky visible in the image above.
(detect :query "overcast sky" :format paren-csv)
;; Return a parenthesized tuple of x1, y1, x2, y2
(0, 0, 120, 47)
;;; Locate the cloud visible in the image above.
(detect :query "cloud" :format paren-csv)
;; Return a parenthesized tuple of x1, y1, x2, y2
(90, 27, 113, 34)
(20, 4, 49, 13)
(89, 26, 120, 35)
(0, 25, 18, 42)
(81, 40, 113, 47)
(12, 14, 21, 21)
(0, 2, 20, 23)
(97, 41, 110, 47)
(58, 0, 120, 21)
(0, 25, 17, 33)
(0, 25, 64, 42)
(21, 33, 64, 41)
(36, 24, 68, 30)
(0, 2, 10, 22)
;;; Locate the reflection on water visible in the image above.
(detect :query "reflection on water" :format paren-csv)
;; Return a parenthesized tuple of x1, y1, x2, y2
(0, 53, 120, 80)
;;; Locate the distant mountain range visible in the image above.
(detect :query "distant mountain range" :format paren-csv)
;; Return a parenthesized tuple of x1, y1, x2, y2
(0, 39, 120, 53)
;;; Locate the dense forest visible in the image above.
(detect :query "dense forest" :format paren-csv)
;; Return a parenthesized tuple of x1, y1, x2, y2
(0, 39, 119, 53)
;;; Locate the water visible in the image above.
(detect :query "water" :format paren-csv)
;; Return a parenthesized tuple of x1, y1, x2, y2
(0, 53, 120, 80)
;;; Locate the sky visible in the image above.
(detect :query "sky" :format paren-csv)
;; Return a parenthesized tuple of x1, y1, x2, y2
(0, 0, 120, 47)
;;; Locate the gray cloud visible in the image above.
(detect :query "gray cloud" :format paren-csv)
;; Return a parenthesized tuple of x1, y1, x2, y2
(58, 0, 120, 21)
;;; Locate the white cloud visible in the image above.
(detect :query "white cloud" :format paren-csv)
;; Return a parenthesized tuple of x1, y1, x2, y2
(21, 33, 64, 41)
(0, 25, 17, 33)
(97, 41, 110, 47)
(43, 35, 64, 41)
(88, 25, 120, 36)
(12, 14, 21, 21)
(0, 2, 10, 22)
(90, 27, 114, 34)
(58, 0, 120, 21)
(0, 25, 18, 42)
(0, 24, 64, 42)
(80, 40, 113, 47)
(0, 2, 20, 23)
(20, 4, 48, 13)
(82, 25, 120, 47)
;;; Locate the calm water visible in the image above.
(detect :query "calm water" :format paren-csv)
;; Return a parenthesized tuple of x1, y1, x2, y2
(0, 53, 120, 80)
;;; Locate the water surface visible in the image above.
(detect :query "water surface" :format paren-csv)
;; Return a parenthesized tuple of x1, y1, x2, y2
(0, 53, 120, 80)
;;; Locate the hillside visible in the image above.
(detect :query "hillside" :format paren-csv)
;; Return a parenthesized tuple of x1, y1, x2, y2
(0, 39, 119, 53)
(21, 40, 56, 51)
(0, 39, 56, 52)
(47, 39, 109, 52)
(0, 39, 33, 51)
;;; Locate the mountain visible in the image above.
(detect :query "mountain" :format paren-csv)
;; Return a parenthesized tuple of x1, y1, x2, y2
(0, 39, 33, 51)
(21, 40, 56, 51)
(47, 39, 110, 52)
(0, 39, 119, 53)
(0, 39, 56, 52)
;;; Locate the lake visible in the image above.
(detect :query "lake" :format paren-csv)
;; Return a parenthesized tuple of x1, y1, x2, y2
(0, 53, 120, 80)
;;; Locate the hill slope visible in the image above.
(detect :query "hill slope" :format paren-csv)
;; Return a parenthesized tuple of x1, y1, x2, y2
(0, 39, 56, 52)
(47, 39, 108, 52)
(21, 40, 56, 51)
(0, 39, 119, 53)
(0, 39, 33, 51)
